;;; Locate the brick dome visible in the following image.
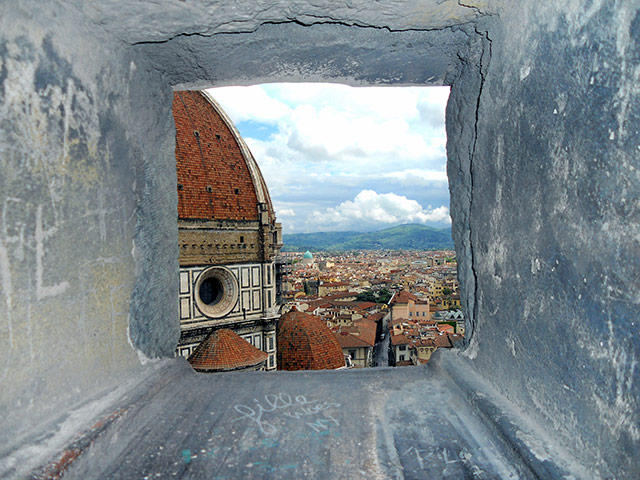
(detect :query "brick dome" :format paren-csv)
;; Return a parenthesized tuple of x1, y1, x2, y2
(277, 310, 345, 371)
(188, 328, 268, 372)
(173, 90, 274, 221)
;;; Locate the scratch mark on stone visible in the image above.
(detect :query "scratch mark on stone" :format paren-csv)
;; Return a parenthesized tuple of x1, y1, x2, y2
(35, 205, 69, 300)
(0, 236, 13, 382)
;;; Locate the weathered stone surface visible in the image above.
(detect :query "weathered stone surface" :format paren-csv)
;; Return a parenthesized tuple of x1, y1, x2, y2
(447, 3, 640, 477)
(58, 359, 588, 480)
(0, 0, 179, 448)
(81, 0, 486, 44)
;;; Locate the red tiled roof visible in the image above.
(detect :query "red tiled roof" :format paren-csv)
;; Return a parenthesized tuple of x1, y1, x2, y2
(188, 329, 268, 372)
(396, 360, 413, 367)
(335, 319, 376, 348)
(434, 334, 454, 348)
(335, 331, 369, 348)
(366, 312, 385, 322)
(415, 338, 437, 347)
(390, 317, 409, 326)
(173, 91, 273, 221)
(390, 333, 411, 345)
(322, 292, 357, 301)
(390, 290, 428, 305)
(277, 310, 345, 371)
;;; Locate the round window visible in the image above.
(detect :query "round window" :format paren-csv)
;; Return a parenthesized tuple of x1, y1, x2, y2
(194, 266, 238, 318)
(199, 277, 223, 305)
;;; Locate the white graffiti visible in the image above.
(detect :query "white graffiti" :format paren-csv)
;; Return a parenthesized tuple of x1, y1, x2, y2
(234, 393, 340, 436)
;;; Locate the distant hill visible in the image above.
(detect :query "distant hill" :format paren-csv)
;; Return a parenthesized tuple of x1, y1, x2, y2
(282, 224, 453, 252)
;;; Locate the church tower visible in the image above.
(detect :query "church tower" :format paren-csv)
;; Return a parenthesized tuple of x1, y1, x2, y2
(173, 90, 283, 371)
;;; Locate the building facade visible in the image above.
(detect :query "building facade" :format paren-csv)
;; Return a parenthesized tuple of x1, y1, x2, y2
(173, 90, 282, 370)
(389, 290, 430, 321)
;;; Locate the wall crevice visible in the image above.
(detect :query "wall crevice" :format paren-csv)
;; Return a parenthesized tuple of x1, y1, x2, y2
(466, 25, 492, 347)
(131, 18, 481, 47)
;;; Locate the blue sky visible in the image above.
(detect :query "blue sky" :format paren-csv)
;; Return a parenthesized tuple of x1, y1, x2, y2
(209, 84, 450, 234)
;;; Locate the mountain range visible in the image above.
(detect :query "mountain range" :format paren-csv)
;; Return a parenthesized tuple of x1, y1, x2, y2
(282, 224, 454, 252)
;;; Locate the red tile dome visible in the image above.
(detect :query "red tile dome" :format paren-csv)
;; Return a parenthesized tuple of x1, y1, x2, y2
(277, 310, 345, 371)
(173, 90, 274, 222)
(188, 329, 268, 372)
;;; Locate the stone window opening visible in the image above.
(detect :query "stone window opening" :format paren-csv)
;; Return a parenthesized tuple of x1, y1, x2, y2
(173, 83, 461, 374)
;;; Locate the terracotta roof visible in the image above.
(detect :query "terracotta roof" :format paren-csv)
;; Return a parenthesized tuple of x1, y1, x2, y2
(390, 290, 428, 305)
(173, 90, 273, 221)
(396, 360, 414, 367)
(366, 312, 385, 322)
(415, 338, 437, 347)
(277, 310, 345, 371)
(335, 331, 372, 348)
(188, 329, 268, 372)
(321, 281, 349, 287)
(331, 301, 378, 310)
(390, 333, 411, 345)
(434, 334, 454, 348)
(390, 317, 409, 326)
(335, 319, 377, 348)
(322, 292, 357, 301)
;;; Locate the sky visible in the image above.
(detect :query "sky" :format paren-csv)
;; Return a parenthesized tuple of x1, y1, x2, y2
(208, 83, 450, 234)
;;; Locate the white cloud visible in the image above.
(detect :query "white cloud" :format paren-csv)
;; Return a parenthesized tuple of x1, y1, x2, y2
(208, 84, 451, 233)
(311, 190, 451, 230)
(378, 168, 448, 184)
(212, 84, 449, 168)
(210, 86, 291, 124)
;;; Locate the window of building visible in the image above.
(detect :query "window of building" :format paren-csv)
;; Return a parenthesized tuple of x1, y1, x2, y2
(173, 84, 456, 370)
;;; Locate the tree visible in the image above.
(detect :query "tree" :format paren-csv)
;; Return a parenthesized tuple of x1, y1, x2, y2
(377, 288, 392, 304)
(442, 287, 452, 296)
(357, 290, 378, 303)
(357, 288, 392, 304)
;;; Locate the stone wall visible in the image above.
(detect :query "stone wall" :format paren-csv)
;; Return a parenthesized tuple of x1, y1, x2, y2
(447, 3, 640, 476)
(0, 1, 179, 446)
(179, 226, 263, 265)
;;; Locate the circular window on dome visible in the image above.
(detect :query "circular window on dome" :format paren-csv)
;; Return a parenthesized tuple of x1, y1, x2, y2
(194, 266, 238, 318)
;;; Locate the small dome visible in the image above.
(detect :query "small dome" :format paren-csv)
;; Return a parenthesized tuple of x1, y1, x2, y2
(188, 329, 268, 372)
(303, 251, 313, 259)
(277, 310, 345, 371)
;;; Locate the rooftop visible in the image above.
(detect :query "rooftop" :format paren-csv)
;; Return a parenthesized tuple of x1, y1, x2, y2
(188, 329, 268, 372)
(34, 355, 589, 479)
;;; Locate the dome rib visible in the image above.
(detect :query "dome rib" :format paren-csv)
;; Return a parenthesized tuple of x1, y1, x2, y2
(201, 90, 275, 217)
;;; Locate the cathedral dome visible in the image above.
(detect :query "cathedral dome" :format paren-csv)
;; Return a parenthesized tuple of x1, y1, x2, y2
(277, 310, 345, 371)
(173, 90, 274, 222)
(303, 251, 313, 259)
(188, 328, 268, 372)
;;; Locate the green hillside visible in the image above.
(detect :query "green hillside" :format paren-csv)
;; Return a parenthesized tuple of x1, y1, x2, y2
(282, 224, 453, 251)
